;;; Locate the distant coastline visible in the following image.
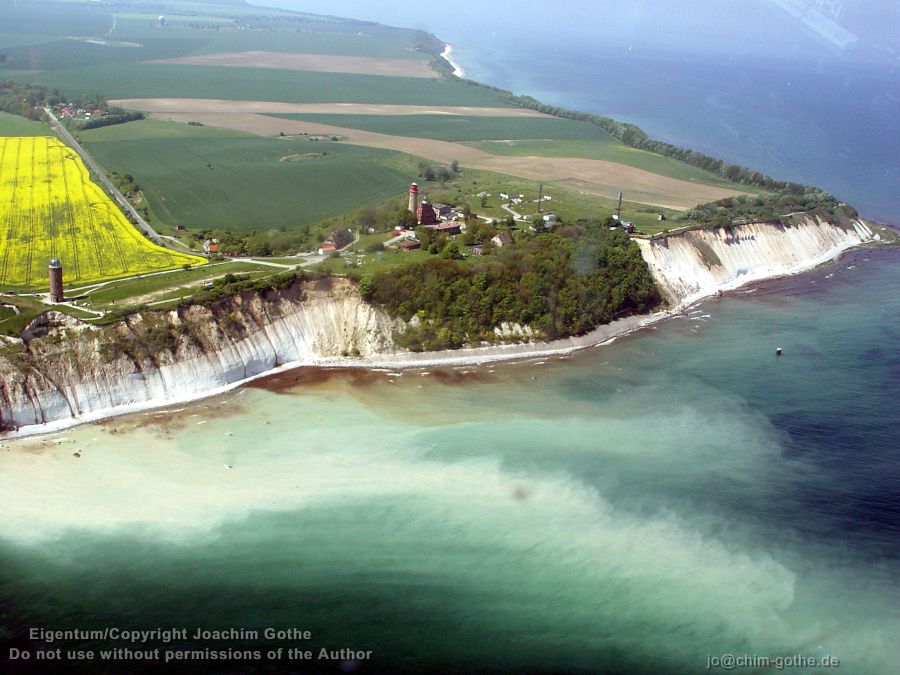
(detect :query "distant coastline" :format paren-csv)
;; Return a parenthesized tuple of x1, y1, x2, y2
(440, 44, 465, 78)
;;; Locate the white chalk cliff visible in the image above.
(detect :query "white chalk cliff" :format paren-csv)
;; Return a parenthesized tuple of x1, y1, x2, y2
(0, 278, 399, 431)
(0, 217, 878, 434)
(636, 216, 874, 307)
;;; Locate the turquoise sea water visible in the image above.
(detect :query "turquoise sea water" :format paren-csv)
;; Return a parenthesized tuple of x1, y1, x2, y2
(1, 247, 898, 673)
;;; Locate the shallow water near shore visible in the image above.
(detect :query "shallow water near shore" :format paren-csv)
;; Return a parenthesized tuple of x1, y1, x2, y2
(1, 248, 898, 673)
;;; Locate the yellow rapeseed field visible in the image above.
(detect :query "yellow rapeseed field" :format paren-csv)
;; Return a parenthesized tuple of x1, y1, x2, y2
(0, 136, 205, 290)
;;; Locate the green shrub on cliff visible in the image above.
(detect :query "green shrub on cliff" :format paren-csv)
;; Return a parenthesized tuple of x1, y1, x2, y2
(362, 224, 660, 351)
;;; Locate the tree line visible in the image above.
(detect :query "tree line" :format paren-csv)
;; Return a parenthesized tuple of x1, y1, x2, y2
(494, 92, 811, 192)
(675, 189, 854, 230)
(0, 81, 47, 120)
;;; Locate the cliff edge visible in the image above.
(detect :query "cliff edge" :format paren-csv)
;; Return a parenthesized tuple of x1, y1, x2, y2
(636, 215, 875, 307)
(0, 277, 398, 431)
(0, 217, 880, 434)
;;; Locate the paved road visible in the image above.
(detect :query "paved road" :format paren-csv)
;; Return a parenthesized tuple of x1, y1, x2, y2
(44, 107, 166, 247)
(233, 256, 324, 269)
(500, 203, 525, 221)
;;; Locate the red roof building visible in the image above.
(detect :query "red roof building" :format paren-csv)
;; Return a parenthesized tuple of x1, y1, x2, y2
(417, 202, 438, 226)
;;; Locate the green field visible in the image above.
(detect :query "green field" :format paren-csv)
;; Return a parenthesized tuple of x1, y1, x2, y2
(81, 119, 413, 232)
(0, 1, 430, 63)
(0, 295, 99, 336)
(0, 25, 427, 72)
(0, 1, 486, 111)
(0, 65, 509, 108)
(81, 260, 275, 307)
(0, 112, 51, 137)
(267, 113, 618, 142)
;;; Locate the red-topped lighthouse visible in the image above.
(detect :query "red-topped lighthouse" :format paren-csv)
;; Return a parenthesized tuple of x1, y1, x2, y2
(408, 182, 418, 215)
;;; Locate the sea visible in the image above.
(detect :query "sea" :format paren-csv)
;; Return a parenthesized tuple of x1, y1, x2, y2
(2, 12, 900, 675)
(450, 41, 899, 227)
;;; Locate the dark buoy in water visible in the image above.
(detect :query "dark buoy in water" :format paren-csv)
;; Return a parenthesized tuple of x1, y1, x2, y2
(776, 347, 783, 356)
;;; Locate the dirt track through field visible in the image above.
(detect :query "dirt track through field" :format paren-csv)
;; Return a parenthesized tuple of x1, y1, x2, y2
(110, 98, 550, 117)
(147, 51, 437, 78)
(119, 99, 746, 210)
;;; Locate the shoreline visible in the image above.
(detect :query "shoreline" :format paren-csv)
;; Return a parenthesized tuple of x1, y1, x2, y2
(0, 309, 669, 442)
(1, 242, 877, 443)
(440, 44, 466, 78)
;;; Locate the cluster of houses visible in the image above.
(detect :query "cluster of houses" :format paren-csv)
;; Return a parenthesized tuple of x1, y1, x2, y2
(397, 227, 513, 254)
(390, 198, 471, 252)
(416, 201, 461, 225)
(56, 104, 109, 121)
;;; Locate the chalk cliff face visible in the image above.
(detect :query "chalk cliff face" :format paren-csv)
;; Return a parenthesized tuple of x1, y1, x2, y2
(636, 216, 874, 307)
(0, 278, 399, 431)
(0, 217, 878, 434)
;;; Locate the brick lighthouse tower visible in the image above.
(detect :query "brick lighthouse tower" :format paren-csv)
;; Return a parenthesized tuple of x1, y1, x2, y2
(49, 258, 64, 303)
(408, 182, 418, 215)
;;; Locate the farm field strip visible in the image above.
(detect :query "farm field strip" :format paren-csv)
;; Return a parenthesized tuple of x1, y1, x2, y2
(147, 51, 437, 78)
(0, 136, 205, 290)
(109, 98, 547, 117)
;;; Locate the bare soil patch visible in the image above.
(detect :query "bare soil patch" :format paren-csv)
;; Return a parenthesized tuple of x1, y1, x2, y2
(147, 50, 438, 78)
(468, 156, 744, 210)
(111, 98, 549, 118)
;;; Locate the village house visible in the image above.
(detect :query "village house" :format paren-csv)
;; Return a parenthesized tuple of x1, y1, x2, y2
(491, 231, 513, 247)
(431, 203, 452, 219)
(400, 239, 421, 251)
(422, 222, 461, 236)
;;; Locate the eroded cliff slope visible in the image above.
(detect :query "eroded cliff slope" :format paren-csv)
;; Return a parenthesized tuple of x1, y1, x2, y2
(636, 216, 874, 306)
(0, 277, 398, 430)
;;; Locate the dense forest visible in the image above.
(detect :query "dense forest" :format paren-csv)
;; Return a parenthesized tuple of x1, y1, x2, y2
(361, 223, 661, 351)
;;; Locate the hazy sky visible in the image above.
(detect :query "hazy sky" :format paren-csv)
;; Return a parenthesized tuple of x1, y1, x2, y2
(254, 0, 899, 65)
